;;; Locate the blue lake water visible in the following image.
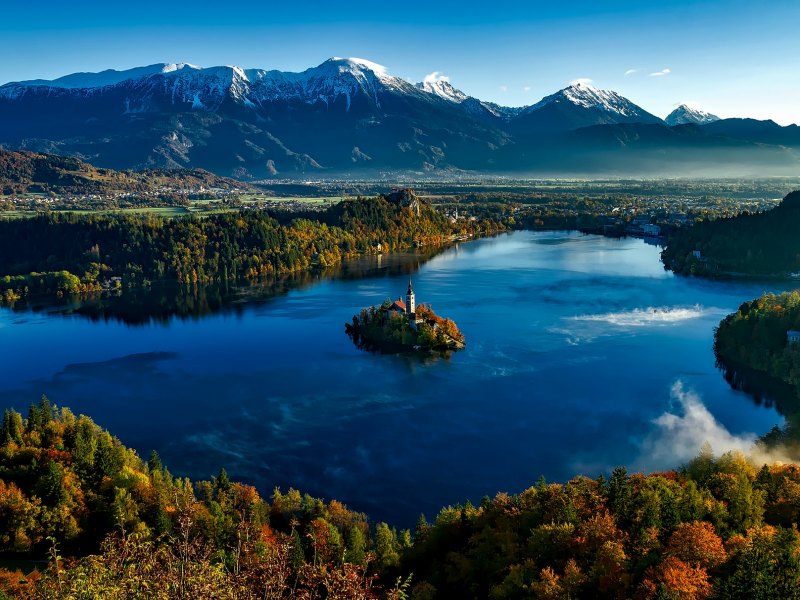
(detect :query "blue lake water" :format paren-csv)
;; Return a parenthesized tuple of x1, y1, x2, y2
(0, 231, 793, 525)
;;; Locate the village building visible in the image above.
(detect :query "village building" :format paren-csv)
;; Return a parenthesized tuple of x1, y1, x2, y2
(389, 298, 406, 314)
(387, 279, 423, 326)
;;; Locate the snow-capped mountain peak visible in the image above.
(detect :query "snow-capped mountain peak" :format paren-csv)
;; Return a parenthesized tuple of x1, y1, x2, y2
(665, 104, 720, 126)
(532, 82, 641, 117)
(328, 57, 389, 76)
(160, 63, 203, 74)
(511, 81, 665, 130)
(260, 57, 420, 111)
(313, 57, 398, 87)
(415, 73, 469, 103)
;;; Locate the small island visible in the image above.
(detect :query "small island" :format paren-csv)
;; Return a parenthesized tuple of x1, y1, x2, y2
(346, 279, 465, 353)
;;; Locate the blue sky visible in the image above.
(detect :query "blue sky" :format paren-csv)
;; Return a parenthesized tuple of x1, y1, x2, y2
(2, 0, 799, 124)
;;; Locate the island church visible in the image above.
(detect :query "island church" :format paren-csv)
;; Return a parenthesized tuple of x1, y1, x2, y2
(388, 280, 423, 327)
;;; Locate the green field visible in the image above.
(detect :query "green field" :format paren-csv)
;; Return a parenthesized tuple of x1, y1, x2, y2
(0, 211, 28, 220)
(0, 207, 193, 219)
(0, 195, 343, 220)
(239, 195, 342, 204)
(0, 205, 235, 219)
(115, 207, 189, 215)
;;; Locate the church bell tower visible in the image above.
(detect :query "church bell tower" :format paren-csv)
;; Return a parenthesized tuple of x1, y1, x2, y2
(406, 279, 416, 315)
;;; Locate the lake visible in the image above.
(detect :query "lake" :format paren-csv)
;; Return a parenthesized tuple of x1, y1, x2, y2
(0, 231, 792, 526)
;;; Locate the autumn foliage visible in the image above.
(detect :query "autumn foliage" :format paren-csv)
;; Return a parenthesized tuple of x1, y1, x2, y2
(639, 556, 712, 600)
(4, 399, 800, 598)
(0, 398, 411, 599)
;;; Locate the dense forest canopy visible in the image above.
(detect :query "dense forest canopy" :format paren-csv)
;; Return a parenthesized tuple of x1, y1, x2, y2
(713, 290, 800, 453)
(0, 193, 504, 301)
(3, 399, 800, 598)
(662, 190, 800, 277)
(715, 290, 800, 391)
(0, 397, 411, 598)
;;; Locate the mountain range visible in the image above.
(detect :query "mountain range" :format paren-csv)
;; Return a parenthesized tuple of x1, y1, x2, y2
(1, 57, 798, 179)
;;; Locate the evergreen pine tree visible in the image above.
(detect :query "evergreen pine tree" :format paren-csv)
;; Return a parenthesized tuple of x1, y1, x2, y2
(345, 526, 366, 565)
(148, 450, 163, 474)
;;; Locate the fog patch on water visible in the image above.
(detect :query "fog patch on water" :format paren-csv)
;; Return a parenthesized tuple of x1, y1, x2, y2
(637, 381, 793, 471)
(553, 305, 724, 344)
(571, 305, 715, 327)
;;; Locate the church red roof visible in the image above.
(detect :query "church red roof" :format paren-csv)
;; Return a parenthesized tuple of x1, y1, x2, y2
(391, 299, 407, 311)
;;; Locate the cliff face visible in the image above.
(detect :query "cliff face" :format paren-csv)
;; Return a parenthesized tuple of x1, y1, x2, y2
(383, 189, 421, 216)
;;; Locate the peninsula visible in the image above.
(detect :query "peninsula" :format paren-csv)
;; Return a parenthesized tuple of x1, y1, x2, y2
(346, 279, 465, 353)
(715, 290, 800, 391)
(662, 190, 800, 278)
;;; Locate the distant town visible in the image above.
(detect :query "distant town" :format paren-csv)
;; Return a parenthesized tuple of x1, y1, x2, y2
(2, 175, 793, 236)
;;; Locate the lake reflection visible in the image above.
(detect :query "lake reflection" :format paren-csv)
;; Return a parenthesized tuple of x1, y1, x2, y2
(0, 231, 794, 525)
(5, 249, 440, 326)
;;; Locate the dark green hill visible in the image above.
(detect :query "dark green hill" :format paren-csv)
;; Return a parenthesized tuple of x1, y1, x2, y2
(662, 190, 800, 277)
(0, 149, 249, 195)
(0, 190, 504, 300)
(715, 290, 800, 385)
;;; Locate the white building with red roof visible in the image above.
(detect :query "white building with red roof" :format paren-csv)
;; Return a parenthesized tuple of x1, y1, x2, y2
(386, 279, 422, 326)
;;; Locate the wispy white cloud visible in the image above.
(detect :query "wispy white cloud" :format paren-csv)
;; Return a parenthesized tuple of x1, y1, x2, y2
(649, 68, 672, 77)
(523, 85, 531, 92)
(570, 77, 593, 86)
(423, 71, 449, 85)
(499, 85, 508, 92)
(624, 68, 639, 76)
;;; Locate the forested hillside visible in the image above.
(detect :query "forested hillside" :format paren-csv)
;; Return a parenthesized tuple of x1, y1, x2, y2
(715, 290, 800, 391)
(662, 190, 800, 277)
(2, 399, 800, 598)
(0, 193, 503, 302)
(0, 149, 247, 196)
(0, 397, 410, 598)
(713, 290, 800, 456)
